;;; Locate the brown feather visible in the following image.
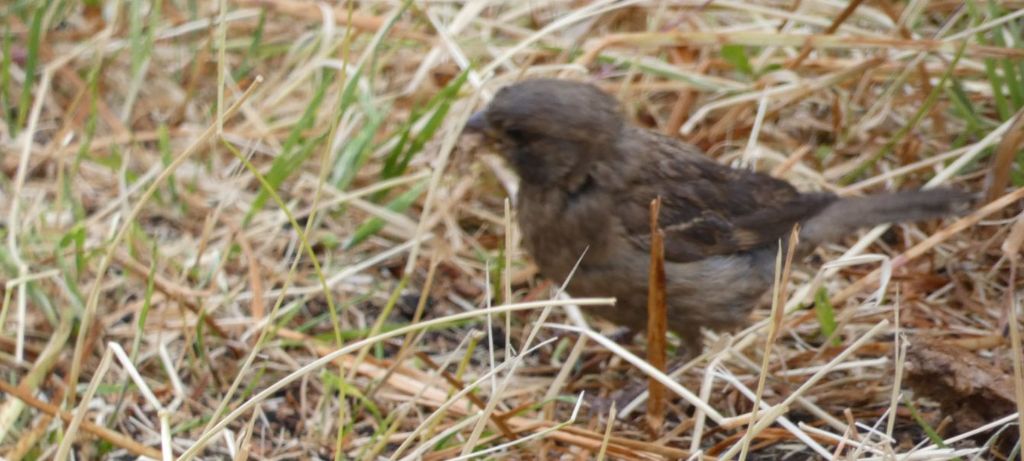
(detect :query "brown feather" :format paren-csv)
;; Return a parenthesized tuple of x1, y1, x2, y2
(467, 78, 973, 354)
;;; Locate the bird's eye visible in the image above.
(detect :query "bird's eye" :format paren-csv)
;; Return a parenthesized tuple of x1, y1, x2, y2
(504, 127, 526, 141)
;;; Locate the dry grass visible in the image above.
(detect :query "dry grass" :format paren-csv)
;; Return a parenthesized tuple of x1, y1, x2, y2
(1, 0, 1023, 459)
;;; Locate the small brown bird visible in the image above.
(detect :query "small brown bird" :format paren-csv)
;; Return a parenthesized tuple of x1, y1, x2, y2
(466, 78, 971, 351)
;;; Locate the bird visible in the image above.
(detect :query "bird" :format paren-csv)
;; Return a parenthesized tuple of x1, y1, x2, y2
(464, 78, 972, 353)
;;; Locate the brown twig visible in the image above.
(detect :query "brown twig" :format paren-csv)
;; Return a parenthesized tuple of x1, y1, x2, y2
(985, 108, 1024, 203)
(786, 0, 866, 69)
(113, 250, 230, 338)
(771, 145, 813, 177)
(664, 48, 707, 136)
(646, 197, 667, 434)
(0, 379, 163, 459)
(234, 227, 266, 320)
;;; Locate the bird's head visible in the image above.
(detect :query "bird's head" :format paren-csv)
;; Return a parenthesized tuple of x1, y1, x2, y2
(465, 79, 625, 188)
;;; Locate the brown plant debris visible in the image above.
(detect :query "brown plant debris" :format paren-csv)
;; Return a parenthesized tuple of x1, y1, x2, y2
(905, 338, 1017, 435)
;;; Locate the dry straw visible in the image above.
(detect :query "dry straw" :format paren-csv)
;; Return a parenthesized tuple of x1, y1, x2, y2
(1, 0, 1021, 459)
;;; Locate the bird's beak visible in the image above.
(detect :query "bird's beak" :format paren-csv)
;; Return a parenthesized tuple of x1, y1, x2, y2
(463, 110, 488, 134)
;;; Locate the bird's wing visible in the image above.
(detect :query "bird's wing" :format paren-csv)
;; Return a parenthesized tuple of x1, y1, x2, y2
(619, 134, 836, 262)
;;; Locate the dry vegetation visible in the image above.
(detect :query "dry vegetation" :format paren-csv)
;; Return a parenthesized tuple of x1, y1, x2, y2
(2, 0, 1024, 459)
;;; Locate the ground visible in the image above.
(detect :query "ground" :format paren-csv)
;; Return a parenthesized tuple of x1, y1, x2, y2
(1, 1, 1023, 459)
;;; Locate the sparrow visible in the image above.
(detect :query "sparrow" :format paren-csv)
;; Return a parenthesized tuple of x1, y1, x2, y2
(465, 78, 971, 352)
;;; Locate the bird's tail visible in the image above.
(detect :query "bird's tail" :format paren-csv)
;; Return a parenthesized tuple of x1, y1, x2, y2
(799, 188, 975, 247)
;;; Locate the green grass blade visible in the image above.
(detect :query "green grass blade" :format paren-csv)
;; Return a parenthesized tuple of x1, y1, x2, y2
(156, 124, 180, 206)
(985, 1, 1023, 109)
(968, 0, 1010, 120)
(1, 20, 13, 131)
(244, 70, 333, 224)
(343, 179, 428, 249)
(721, 44, 754, 76)
(234, 9, 266, 80)
(128, 0, 145, 76)
(330, 111, 385, 190)
(840, 41, 967, 184)
(905, 397, 962, 461)
(813, 287, 840, 346)
(946, 77, 986, 137)
(15, 5, 44, 135)
(382, 70, 470, 181)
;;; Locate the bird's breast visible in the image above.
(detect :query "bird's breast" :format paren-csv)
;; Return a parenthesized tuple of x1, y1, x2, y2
(515, 186, 621, 282)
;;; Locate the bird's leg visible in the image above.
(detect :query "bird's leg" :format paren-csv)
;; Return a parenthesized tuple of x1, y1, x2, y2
(674, 326, 704, 360)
